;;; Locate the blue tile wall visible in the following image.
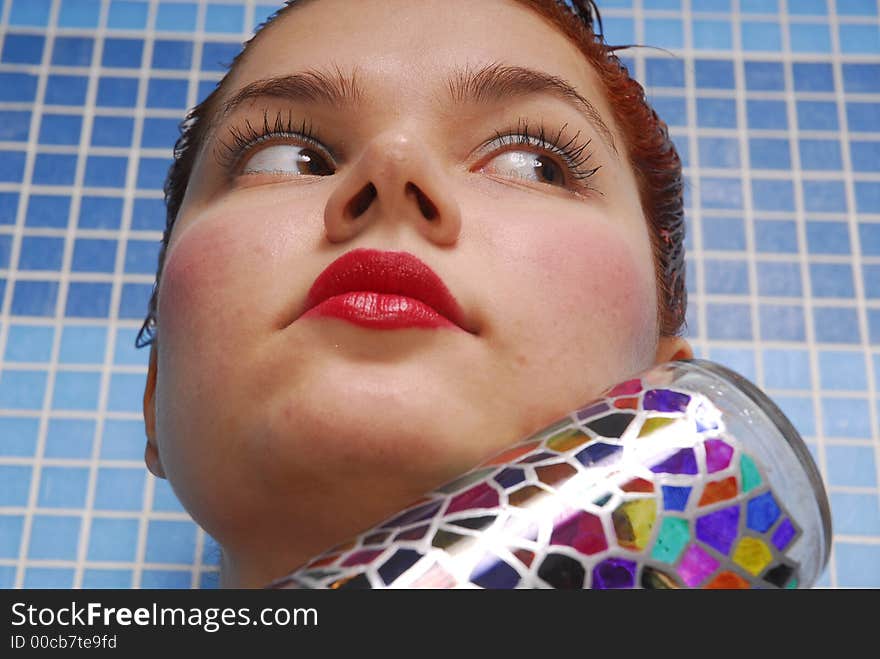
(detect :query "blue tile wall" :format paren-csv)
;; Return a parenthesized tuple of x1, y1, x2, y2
(1, 0, 876, 591)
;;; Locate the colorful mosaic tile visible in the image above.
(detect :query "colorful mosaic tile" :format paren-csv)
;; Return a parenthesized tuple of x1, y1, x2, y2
(271, 367, 812, 590)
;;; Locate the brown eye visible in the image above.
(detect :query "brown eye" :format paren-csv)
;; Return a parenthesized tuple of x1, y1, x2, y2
(241, 144, 335, 176)
(484, 150, 565, 187)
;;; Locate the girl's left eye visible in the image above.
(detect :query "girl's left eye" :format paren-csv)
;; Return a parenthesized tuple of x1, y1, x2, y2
(481, 149, 567, 188)
(240, 143, 335, 176)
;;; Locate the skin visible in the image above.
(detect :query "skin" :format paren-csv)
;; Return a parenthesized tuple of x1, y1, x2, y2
(142, 0, 692, 588)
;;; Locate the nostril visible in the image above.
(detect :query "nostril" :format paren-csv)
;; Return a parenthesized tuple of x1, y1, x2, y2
(407, 182, 438, 221)
(346, 182, 377, 219)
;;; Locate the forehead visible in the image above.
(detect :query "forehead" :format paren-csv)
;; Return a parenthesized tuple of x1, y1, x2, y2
(221, 0, 614, 127)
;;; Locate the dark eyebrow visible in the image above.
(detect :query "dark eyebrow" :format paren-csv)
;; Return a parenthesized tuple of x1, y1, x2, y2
(217, 61, 618, 155)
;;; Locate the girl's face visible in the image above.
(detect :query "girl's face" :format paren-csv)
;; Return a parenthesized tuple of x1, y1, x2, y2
(144, 0, 691, 586)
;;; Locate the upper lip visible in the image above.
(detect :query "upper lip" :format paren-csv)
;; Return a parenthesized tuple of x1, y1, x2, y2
(302, 248, 473, 332)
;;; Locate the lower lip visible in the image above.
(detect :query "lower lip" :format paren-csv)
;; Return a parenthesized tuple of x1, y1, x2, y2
(301, 292, 459, 330)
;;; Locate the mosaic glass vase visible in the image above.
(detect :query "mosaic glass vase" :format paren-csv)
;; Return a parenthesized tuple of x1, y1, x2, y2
(268, 359, 832, 589)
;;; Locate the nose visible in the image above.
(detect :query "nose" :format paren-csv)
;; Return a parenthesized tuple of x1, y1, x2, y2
(323, 130, 462, 246)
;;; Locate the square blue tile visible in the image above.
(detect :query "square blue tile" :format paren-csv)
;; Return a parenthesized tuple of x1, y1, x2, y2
(762, 348, 812, 390)
(692, 0, 730, 9)
(747, 99, 787, 129)
(24, 568, 74, 588)
(5, 325, 54, 363)
(114, 327, 148, 366)
(741, 0, 779, 11)
(156, 1, 197, 31)
(19, 236, 64, 271)
(0, 151, 26, 183)
(87, 517, 140, 561)
(759, 303, 805, 341)
(796, 100, 839, 131)
(0, 417, 40, 457)
(132, 197, 166, 231)
(25, 184, 68, 223)
(0, 72, 37, 102)
(118, 282, 152, 320)
(701, 216, 746, 250)
(141, 117, 179, 149)
(693, 21, 733, 50)
(741, 22, 782, 51)
(59, 325, 107, 363)
(697, 98, 737, 128)
(706, 303, 752, 340)
(862, 264, 880, 298)
(205, 4, 245, 33)
(253, 4, 279, 30)
(9, 0, 51, 26)
(704, 259, 750, 294)
(799, 139, 842, 171)
(106, 372, 146, 412)
(870, 309, 880, 344)
(0, 567, 16, 589)
(51, 36, 94, 66)
(819, 350, 867, 390)
(124, 239, 160, 275)
(788, 0, 827, 14)
(52, 370, 102, 410)
(151, 40, 193, 70)
(152, 478, 185, 513)
(145, 520, 196, 564)
(200, 571, 220, 588)
(44, 418, 95, 459)
(93, 467, 145, 510)
(839, 25, 880, 55)
(200, 41, 240, 73)
(146, 77, 189, 108)
(744, 61, 785, 91)
(39, 114, 82, 145)
(803, 180, 847, 213)
(859, 223, 880, 256)
(851, 142, 880, 173)
(856, 182, 880, 213)
(0, 234, 9, 269)
(0, 110, 32, 141)
(774, 395, 815, 437)
(813, 306, 861, 343)
(82, 569, 133, 588)
(91, 115, 134, 148)
(698, 137, 740, 169)
(137, 157, 172, 191)
(58, 0, 101, 28)
(644, 19, 684, 49)
(32, 153, 77, 186)
(707, 347, 756, 381)
(97, 76, 139, 107)
(0, 192, 20, 225)
(0, 515, 24, 558)
(826, 445, 877, 488)
(837, 0, 878, 15)
(603, 17, 635, 44)
(695, 60, 735, 88)
(0, 370, 47, 409)
(793, 62, 834, 91)
(65, 282, 112, 318)
(45, 74, 89, 106)
(843, 64, 880, 93)
(37, 465, 90, 508)
(84, 155, 128, 188)
(835, 543, 880, 588)
(752, 179, 794, 211)
(806, 221, 851, 255)
(101, 418, 147, 460)
(72, 237, 117, 273)
(700, 177, 743, 209)
(11, 280, 58, 317)
(847, 102, 880, 132)
(101, 38, 144, 68)
(28, 514, 81, 559)
(789, 23, 831, 52)
(830, 492, 880, 534)
(141, 570, 192, 588)
(0, 465, 32, 506)
(749, 138, 791, 170)
(79, 195, 123, 229)
(823, 397, 871, 437)
(107, 1, 148, 30)
(197, 78, 220, 104)
(2, 34, 46, 64)
(810, 263, 855, 298)
(757, 261, 802, 296)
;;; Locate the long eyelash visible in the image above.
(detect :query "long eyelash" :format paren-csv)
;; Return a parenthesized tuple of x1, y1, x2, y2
(214, 109, 325, 173)
(490, 117, 602, 188)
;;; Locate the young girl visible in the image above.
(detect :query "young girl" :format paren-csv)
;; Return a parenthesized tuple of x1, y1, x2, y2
(135, 0, 693, 588)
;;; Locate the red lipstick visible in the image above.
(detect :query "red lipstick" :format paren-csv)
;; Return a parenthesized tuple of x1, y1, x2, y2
(301, 248, 471, 332)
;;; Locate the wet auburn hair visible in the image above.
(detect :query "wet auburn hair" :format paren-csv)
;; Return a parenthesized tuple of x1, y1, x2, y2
(134, 0, 687, 349)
